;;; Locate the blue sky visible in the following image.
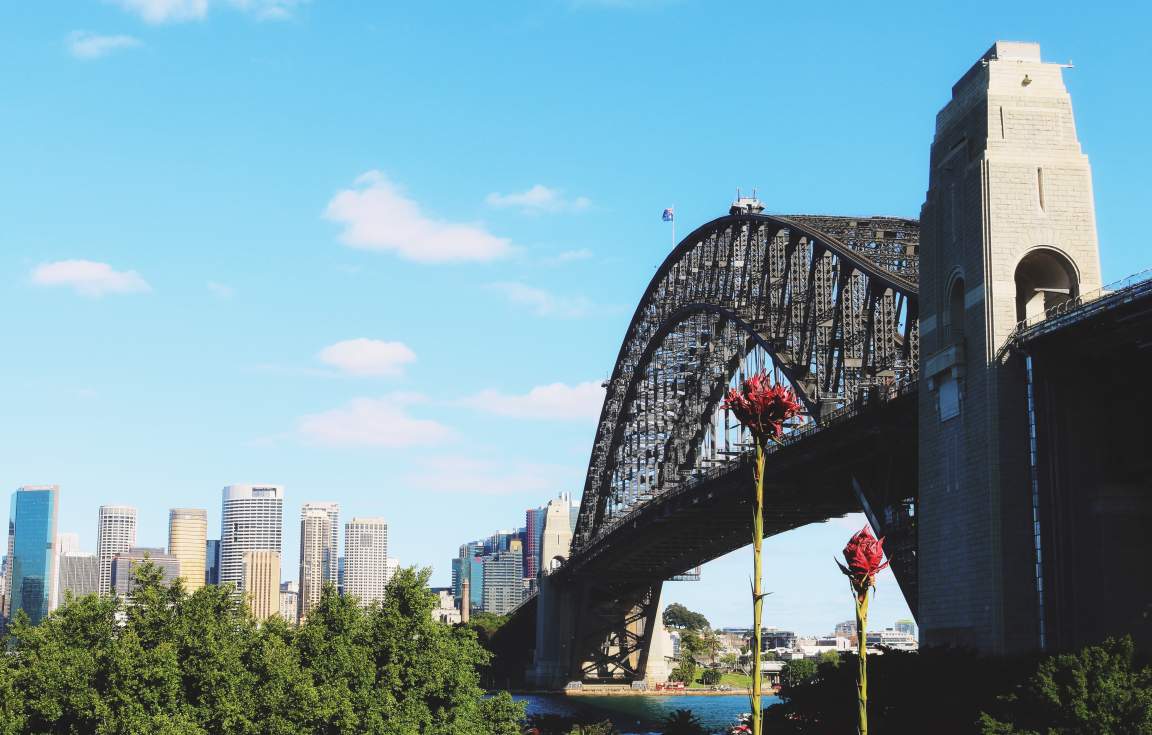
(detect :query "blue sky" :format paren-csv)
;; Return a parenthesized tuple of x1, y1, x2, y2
(2, 0, 1149, 634)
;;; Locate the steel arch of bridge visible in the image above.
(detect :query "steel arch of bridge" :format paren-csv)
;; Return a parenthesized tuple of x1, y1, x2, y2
(572, 213, 921, 553)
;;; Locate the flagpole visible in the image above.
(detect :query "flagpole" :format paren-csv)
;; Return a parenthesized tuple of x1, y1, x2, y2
(672, 204, 676, 250)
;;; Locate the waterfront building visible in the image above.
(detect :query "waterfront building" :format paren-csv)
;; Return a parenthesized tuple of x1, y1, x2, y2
(298, 509, 329, 619)
(481, 550, 523, 615)
(300, 501, 339, 586)
(5, 486, 60, 624)
(168, 508, 207, 593)
(205, 539, 220, 585)
(110, 547, 180, 598)
(58, 552, 99, 600)
(894, 618, 918, 638)
(242, 549, 280, 622)
(279, 580, 298, 624)
(524, 506, 546, 579)
(219, 485, 283, 595)
(866, 628, 919, 651)
(96, 505, 136, 596)
(343, 517, 388, 607)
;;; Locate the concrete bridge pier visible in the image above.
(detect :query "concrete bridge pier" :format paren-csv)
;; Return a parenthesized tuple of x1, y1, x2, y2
(527, 571, 580, 690)
(528, 573, 669, 689)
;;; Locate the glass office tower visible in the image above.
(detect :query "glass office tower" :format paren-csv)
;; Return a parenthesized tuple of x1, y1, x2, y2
(5, 486, 59, 625)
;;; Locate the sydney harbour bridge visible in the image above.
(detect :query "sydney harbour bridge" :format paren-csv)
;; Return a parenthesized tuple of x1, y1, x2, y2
(511, 41, 1152, 689)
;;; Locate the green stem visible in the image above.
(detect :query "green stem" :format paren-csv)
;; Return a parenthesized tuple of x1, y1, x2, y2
(751, 438, 765, 735)
(856, 587, 870, 735)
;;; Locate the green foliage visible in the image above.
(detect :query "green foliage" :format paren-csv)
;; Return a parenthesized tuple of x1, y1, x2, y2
(662, 603, 709, 631)
(0, 561, 523, 735)
(669, 658, 697, 685)
(978, 637, 1152, 734)
(817, 650, 842, 667)
(780, 657, 819, 689)
(660, 708, 706, 735)
(763, 647, 1033, 734)
(698, 669, 721, 685)
(523, 714, 618, 735)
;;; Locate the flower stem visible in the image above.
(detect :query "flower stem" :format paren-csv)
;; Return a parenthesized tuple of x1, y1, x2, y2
(856, 587, 870, 735)
(751, 438, 765, 735)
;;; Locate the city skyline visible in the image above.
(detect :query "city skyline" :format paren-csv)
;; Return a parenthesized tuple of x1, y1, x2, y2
(2, 2, 1149, 635)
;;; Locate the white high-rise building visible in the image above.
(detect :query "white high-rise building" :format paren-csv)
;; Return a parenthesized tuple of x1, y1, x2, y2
(50, 532, 81, 610)
(297, 509, 329, 620)
(300, 501, 339, 586)
(97, 506, 137, 596)
(343, 517, 388, 607)
(219, 485, 284, 594)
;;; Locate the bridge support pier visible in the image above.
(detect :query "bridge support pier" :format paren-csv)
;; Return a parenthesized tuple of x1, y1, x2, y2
(528, 574, 668, 690)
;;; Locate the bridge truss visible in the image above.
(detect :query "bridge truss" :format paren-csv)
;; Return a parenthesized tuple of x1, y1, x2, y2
(559, 211, 921, 683)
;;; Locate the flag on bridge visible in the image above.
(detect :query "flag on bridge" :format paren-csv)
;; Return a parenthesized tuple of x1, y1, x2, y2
(662, 207, 675, 222)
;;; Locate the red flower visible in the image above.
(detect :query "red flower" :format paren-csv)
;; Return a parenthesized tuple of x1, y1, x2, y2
(722, 373, 803, 441)
(837, 526, 889, 593)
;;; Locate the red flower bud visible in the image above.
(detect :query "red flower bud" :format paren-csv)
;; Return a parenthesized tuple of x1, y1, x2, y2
(837, 526, 889, 594)
(722, 373, 803, 441)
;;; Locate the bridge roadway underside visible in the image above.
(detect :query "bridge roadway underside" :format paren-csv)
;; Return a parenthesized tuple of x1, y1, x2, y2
(1020, 285, 1152, 654)
(566, 391, 918, 592)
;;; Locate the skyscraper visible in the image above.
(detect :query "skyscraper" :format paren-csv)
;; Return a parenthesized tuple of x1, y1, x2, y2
(219, 485, 283, 594)
(58, 552, 99, 601)
(343, 517, 388, 607)
(110, 547, 180, 598)
(5, 486, 59, 624)
(96, 505, 136, 596)
(279, 580, 298, 624)
(168, 508, 207, 593)
(524, 506, 546, 579)
(297, 509, 329, 620)
(300, 501, 339, 586)
(481, 550, 524, 615)
(205, 539, 220, 586)
(50, 532, 80, 611)
(242, 550, 280, 622)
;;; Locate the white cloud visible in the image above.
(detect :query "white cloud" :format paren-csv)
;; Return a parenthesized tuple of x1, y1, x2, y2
(110, 0, 209, 23)
(324, 171, 512, 263)
(404, 455, 576, 495)
(462, 381, 605, 421)
(207, 281, 235, 299)
(67, 31, 141, 59)
(550, 248, 593, 263)
(485, 185, 591, 214)
(317, 338, 416, 377)
(31, 260, 151, 297)
(486, 281, 591, 318)
(109, 0, 303, 24)
(296, 393, 451, 448)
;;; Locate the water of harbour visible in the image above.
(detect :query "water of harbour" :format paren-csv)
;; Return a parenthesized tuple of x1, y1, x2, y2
(513, 693, 781, 734)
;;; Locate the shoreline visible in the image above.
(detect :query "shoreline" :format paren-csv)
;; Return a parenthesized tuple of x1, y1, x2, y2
(506, 688, 754, 697)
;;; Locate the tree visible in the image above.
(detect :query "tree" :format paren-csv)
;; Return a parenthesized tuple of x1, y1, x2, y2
(0, 561, 523, 735)
(979, 637, 1152, 734)
(780, 658, 819, 689)
(662, 603, 709, 631)
(661, 708, 707, 735)
(699, 669, 721, 685)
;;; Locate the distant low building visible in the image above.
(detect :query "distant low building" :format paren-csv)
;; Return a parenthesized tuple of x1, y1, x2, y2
(866, 628, 918, 651)
(430, 587, 460, 624)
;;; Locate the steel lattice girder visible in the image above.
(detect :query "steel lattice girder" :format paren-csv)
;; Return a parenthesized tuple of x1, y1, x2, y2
(573, 214, 920, 552)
